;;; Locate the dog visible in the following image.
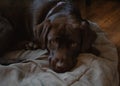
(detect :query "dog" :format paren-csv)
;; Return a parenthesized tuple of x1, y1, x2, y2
(0, 0, 99, 73)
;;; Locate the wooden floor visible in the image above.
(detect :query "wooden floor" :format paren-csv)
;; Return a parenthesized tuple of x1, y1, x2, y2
(85, 0, 120, 81)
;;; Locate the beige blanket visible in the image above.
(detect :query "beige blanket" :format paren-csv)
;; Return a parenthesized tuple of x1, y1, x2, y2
(0, 21, 119, 86)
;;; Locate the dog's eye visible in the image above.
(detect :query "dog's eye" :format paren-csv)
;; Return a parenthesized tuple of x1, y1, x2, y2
(49, 39, 58, 48)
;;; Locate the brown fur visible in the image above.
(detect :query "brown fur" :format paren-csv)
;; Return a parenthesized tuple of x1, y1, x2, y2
(0, 0, 99, 72)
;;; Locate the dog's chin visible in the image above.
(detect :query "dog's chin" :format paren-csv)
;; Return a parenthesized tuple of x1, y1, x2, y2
(53, 66, 75, 73)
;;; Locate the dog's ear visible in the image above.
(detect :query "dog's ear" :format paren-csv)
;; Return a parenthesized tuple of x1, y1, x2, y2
(79, 20, 97, 53)
(34, 20, 51, 49)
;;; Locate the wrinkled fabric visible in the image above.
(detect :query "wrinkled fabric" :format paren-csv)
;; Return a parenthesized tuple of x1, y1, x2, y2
(0, 21, 119, 86)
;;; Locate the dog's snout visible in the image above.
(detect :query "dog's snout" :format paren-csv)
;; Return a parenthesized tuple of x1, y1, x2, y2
(48, 50, 78, 72)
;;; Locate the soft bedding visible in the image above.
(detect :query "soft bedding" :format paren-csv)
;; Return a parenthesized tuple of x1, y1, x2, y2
(0, 21, 119, 86)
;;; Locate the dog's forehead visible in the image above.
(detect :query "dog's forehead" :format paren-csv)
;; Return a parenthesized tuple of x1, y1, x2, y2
(48, 23, 81, 41)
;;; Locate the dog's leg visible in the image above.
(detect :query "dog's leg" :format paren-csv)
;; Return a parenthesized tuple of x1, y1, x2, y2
(0, 16, 24, 65)
(0, 16, 14, 56)
(0, 57, 24, 65)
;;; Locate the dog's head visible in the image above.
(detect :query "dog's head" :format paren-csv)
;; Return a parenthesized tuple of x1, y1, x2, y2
(34, 18, 98, 73)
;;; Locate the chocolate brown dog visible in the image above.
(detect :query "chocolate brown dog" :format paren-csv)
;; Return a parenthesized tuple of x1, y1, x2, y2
(0, 0, 99, 72)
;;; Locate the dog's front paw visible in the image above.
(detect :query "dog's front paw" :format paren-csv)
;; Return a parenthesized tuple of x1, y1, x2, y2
(25, 42, 39, 50)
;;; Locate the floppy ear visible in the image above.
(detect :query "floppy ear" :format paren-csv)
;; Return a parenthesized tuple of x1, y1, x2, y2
(80, 20, 97, 53)
(33, 20, 51, 49)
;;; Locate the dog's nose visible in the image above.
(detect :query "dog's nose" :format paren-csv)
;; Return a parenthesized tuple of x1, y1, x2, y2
(56, 61, 64, 69)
